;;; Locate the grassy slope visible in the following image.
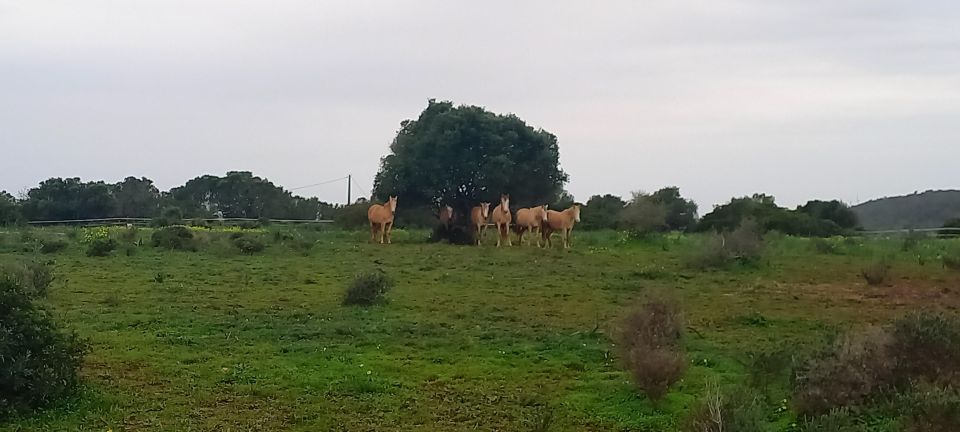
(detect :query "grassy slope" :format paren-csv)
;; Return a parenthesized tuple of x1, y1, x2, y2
(1, 228, 959, 431)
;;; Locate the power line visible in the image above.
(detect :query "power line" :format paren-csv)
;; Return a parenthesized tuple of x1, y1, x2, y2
(288, 176, 349, 191)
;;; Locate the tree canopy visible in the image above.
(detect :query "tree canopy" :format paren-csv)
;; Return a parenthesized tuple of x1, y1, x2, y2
(698, 194, 848, 237)
(372, 100, 568, 212)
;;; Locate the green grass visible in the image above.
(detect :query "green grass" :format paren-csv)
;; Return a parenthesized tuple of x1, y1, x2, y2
(1, 227, 959, 431)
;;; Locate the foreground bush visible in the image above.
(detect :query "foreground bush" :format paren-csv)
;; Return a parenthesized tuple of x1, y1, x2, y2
(793, 311, 960, 416)
(230, 233, 266, 254)
(0, 270, 87, 416)
(343, 271, 392, 306)
(0, 259, 55, 297)
(151, 225, 196, 251)
(682, 383, 764, 432)
(85, 237, 118, 257)
(617, 298, 686, 402)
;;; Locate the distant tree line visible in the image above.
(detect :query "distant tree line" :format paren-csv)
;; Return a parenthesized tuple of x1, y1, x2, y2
(0, 171, 335, 224)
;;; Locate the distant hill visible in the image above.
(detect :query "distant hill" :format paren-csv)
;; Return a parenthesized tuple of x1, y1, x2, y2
(852, 190, 960, 230)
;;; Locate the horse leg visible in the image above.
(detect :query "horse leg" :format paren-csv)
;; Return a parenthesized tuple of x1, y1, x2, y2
(495, 223, 501, 247)
(385, 222, 393, 244)
(370, 222, 377, 243)
(506, 223, 512, 246)
(517, 227, 524, 246)
(564, 228, 571, 248)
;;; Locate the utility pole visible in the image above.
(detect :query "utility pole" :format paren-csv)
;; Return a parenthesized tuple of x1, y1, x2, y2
(347, 174, 352, 205)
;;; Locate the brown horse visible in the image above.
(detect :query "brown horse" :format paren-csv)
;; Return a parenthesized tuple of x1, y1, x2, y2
(541, 204, 581, 248)
(367, 196, 397, 244)
(514, 204, 549, 247)
(491, 194, 512, 247)
(439, 205, 453, 229)
(470, 202, 490, 246)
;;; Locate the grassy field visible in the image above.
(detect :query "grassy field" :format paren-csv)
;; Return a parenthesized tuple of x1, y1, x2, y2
(1, 226, 959, 431)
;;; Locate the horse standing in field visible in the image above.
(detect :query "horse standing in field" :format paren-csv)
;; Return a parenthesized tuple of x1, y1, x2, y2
(438, 205, 454, 229)
(542, 204, 581, 248)
(470, 202, 491, 246)
(515, 204, 549, 247)
(367, 196, 398, 244)
(491, 194, 513, 247)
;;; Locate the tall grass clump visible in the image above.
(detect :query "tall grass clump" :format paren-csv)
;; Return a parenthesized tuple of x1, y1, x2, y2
(0, 265, 87, 416)
(617, 297, 686, 403)
(682, 382, 764, 432)
(343, 271, 392, 306)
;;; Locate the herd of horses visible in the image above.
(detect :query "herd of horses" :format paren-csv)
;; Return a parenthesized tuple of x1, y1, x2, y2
(367, 194, 582, 248)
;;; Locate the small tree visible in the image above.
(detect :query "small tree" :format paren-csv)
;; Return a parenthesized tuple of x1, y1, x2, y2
(620, 192, 667, 236)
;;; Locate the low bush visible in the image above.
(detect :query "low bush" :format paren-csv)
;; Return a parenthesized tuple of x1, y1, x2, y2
(617, 297, 686, 402)
(942, 248, 960, 271)
(889, 311, 960, 385)
(861, 258, 891, 286)
(39, 238, 69, 254)
(0, 270, 87, 416)
(151, 225, 196, 251)
(686, 220, 765, 269)
(811, 238, 838, 254)
(231, 234, 266, 254)
(343, 271, 392, 306)
(798, 408, 863, 432)
(792, 327, 896, 416)
(151, 206, 184, 227)
(899, 386, 960, 432)
(0, 259, 55, 297)
(85, 237, 118, 257)
(682, 382, 764, 432)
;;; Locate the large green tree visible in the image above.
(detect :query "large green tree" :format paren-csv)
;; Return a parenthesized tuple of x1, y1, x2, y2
(169, 171, 332, 219)
(20, 178, 116, 220)
(113, 177, 161, 217)
(650, 187, 698, 231)
(581, 194, 626, 230)
(373, 100, 568, 214)
(0, 191, 21, 226)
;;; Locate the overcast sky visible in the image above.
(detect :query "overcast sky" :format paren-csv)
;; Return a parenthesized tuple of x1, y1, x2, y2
(1, 1, 958, 210)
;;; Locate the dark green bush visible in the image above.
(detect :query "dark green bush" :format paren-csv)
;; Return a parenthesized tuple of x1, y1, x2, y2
(686, 220, 764, 269)
(899, 386, 960, 432)
(0, 259, 55, 298)
(798, 408, 864, 432)
(151, 225, 196, 251)
(85, 238, 118, 257)
(39, 238, 69, 254)
(890, 311, 960, 385)
(231, 234, 265, 254)
(151, 206, 184, 227)
(343, 271, 392, 306)
(811, 238, 838, 254)
(0, 272, 87, 416)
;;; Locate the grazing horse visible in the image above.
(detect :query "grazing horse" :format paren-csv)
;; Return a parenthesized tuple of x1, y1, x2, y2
(367, 196, 397, 244)
(491, 194, 512, 247)
(514, 204, 549, 247)
(541, 204, 581, 248)
(470, 202, 490, 246)
(438, 205, 454, 229)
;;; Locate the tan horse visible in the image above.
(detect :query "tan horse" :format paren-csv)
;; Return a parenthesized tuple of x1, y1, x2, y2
(515, 204, 549, 247)
(470, 202, 490, 245)
(491, 194, 512, 247)
(367, 196, 397, 244)
(439, 205, 453, 229)
(541, 204, 581, 248)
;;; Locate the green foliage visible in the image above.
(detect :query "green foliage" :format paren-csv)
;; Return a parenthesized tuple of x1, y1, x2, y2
(343, 271, 392, 306)
(20, 177, 116, 220)
(0, 269, 87, 416)
(333, 202, 373, 229)
(372, 100, 568, 214)
(797, 200, 859, 230)
(889, 311, 960, 385)
(0, 259, 55, 298)
(85, 237, 118, 257)
(169, 171, 332, 219)
(686, 219, 765, 269)
(113, 176, 160, 217)
(580, 194, 626, 230)
(898, 386, 960, 432)
(799, 408, 864, 432)
(0, 191, 21, 226)
(699, 194, 843, 237)
(38, 238, 69, 254)
(650, 187, 698, 231)
(230, 233, 266, 254)
(151, 206, 184, 227)
(617, 297, 686, 402)
(619, 192, 668, 236)
(151, 225, 197, 251)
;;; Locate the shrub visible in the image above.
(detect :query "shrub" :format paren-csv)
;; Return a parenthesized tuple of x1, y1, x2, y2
(942, 248, 960, 271)
(620, 192, 668, 236)
(889, 311, 960, 385)
(861, 258, 891, 286)
(899, 386, 960, 432)
(682, 382, 764, 432)
(343, 271, 392, 306)
(617, 298, 686, 402)
(39, 238, 69, 254)
(85, 237, 118, 257)
(118, 225, 139, 242)
(0, 259, 55, 297)
(151, 206, 183, 227)
(811, 238, 838, 254)
(231, 234, 266, 254)
(799, 408, 863, 432)
(0, 273, 87, 416)
(724, 218, 764, 263)
(151, 225, 196, 251)
(792, 327, 896, 416)
(333, 203, 371, 229)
